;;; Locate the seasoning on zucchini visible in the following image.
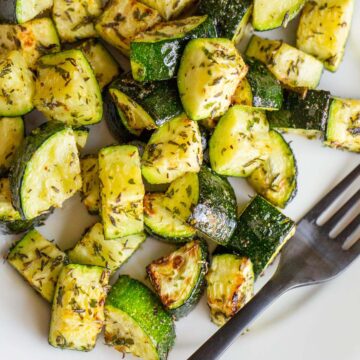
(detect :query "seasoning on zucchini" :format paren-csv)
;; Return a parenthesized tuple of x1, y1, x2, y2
(80, 155, 100, 214)
(130, 15, 217, 82)
(0, 116, 24, 176)
(178, 38, 248, 121)
(10, 121, 82, 220)
(0, 0, 53, 24)
(228, 195, 296, 275)
(140, 0, 196, 20)
(52, 0, 103, 42)
(209, 105, 269, 177)
(233, 59, 283, 111)
(268, 89, 332, 138)
(246, 35, 324, 90)
(34, 49, 103, 126)
(99, 145, 144, 240)
(0, 50, 34, 117)
(7, 229, 67, 302)
(49, 264, 110, 351)
(0, 24, 19, 55)
(253, 0, 305, 31)
(296, 0, 354, 72)
(142, 114, 203, 184)
(95, 0, 161, 56)
(105, 275, 175, 360)
(17, 18, 61, 70)
(206, 254, 254, 326)
(75, 39, 120, 90)
(147, 239, 208, 319)
(73, 127, 89, 151)
(247, 130, 297, 208)
(197, 0, 252, 43)
(68, 223, 146, 272)
(325, 97, 360, 153)
(108, 75, 183, 137)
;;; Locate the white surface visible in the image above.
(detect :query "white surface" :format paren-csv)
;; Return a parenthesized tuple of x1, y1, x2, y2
(1, 5, 360, 360)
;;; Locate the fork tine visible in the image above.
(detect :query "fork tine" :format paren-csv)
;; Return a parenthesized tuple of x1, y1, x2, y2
(304, 164, 360, 221)
(335, 214, 360, 244)
(322, 189, 360, 232)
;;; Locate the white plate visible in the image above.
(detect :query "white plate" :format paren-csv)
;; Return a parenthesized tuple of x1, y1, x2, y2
(1, 5, 360, 360)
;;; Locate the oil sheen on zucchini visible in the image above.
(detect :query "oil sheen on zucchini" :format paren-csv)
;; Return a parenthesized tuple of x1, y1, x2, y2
(34, 49, 103, 126)
(253, 0, 305, 31)
(95, 0, 161, 56)
(130, 15, 217, 82)
(0, 117, 24, 176)
(49, 264, 110, 351)
(268, 89, 332, 137)
(142, 114, 203, 184)
(99, 145, 144, 240)
(52, 0, 103, 42)
(140, 0, 196, 20)
(198, 0, 252, 43)
(0, 50, 34, 117)
(80, 155, 100, 214)
(325, 98, 360, 153)
(105, 275, 175, 360)
(209, 105, 269, 177)
(147, 239, 208, 319)
(8, 229, 68, 302)
(206, 254, 254, 326)
(178, 38, 248, 121)
(296, 0, 354, 72)
(228, 195, 296, 275)
(248, 130, 297, 208)
(10, 122, 82, 220)
(68, 223, 146, 272)
(246, 35, 324, 90)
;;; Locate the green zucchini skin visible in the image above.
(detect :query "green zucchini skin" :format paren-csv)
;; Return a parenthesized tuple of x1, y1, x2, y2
(188, 166, 237, 245)
(105, 275, 175, 360)
(1, 214, 48, 234)
(268, 89, 332, 135)
(0, 0, 17, 23)
(198, 0, 252, 42)
(227, 195, 296, 276)
(9, 121, 68, 219)
(130, 15, 217, 82)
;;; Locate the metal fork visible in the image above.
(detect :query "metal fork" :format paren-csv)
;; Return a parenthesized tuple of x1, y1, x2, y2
(188, 163, 360, 360)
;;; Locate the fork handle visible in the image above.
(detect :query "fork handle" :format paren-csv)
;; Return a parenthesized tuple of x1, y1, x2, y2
(188, 275, 293, 360)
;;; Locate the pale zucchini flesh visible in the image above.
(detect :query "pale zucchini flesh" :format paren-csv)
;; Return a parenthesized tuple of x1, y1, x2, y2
(0, 24, 19, 55)
(0, 178, 21, 222)
(80, 155, 100, 214)
(140, 0, 196, 20)
(73, 127, 89, 151)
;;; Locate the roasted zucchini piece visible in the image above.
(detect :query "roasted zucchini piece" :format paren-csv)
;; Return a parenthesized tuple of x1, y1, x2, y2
(297, 0, 354, 72)
(247, 130, 297, 208)
(147, 240, 208, 319)
(228, 195, 296, 275)
(34, 49, 103, 126)
(268, 89, 332, 138)
(95, 0, 161, 56)
(75, 39, 120, 90)
(108, 75, 183, 137)
(73, 127, 89, 151)
(325, 98, 360, 153)
(206, 254, 254, 326)
(198, 0, 252, 43)
(142, 114, 203, 184)
(140, 0, 196, 20)
(246, 35, 324, 90)
(49, 264, 110, 351)
(178, 38, 247, 121)
(233, 59, 283, 111)
(0, 24, 19, 55)
(52, 0, 102, 42)
(17, 18, 60, 69)
(80, 155, 100, 214)
(0, 50, 35, 117)
(10, 122, 82, 220)
(130, 15, 217, 82)
(209, 105, 269, 177)
(99, 145, 144, 240)
(0, 116, 24, 176)
(68, 223, 146, 272)
(7, 229, 67, 302)
(0, 0, 53, 24)
(105, 275, 175, 360)
(253, 0, 305, 31)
